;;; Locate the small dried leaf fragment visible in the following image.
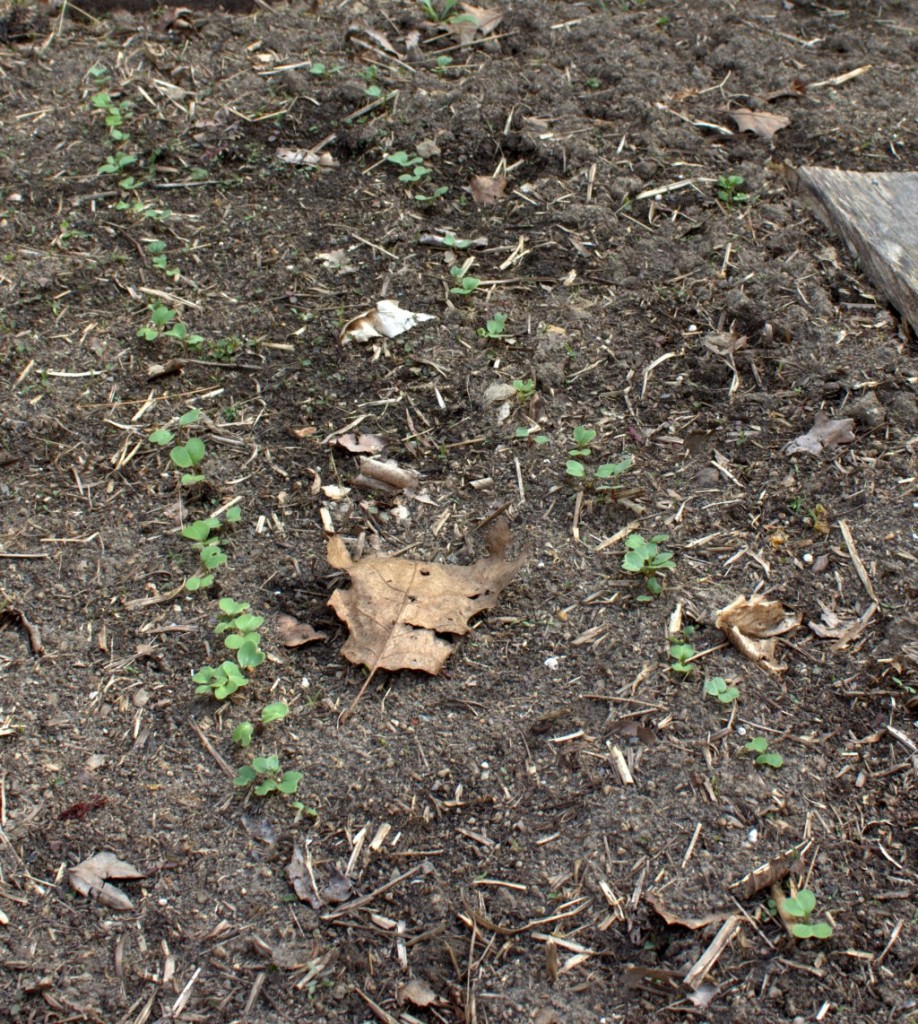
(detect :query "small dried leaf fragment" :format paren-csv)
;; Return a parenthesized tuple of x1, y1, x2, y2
(398, 978, 443, 1008)
(336, 432, 386, 455)
(327, 532, 525, 677)
(715, 595, 801, 674)
(729, 108, 790, 140)
(729, 842, 811, 900)
(277, 613, 327, 648)
(287, 845, 321, 908)
(784, 412, 855, 456)
(470, 174, 507, 205)
(703, 331, 747, 356)
(340, 300, 434, 343)
(807, 601, 876, 649)
(645, 890, 733, 930)
(68, 852, 145, 911)
(277, 148, 338, 168)
(315, 249, 357, 274)
(320, 866, 353, 905)
(449, 3, 504, 45)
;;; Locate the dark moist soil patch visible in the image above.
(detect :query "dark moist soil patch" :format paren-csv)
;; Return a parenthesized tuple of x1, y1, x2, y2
(2, 1, 918, 1022)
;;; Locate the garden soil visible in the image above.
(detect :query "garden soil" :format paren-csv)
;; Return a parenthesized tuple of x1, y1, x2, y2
(1, 1, 917, 1021)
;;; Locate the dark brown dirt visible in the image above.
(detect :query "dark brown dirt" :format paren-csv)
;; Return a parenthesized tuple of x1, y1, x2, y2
(2, 1, 918, 1022)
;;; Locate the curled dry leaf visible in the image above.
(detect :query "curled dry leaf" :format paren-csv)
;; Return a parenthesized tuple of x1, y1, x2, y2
(398, 978, 442, 1009)
(287, 845, 321, 908)
(340, 299, 434, 343)
(68, 851, 146, 911)
(346, 21, 399, 55)
(336, 432, 386, 455)
(449, 3, 504, 46)
(315, 249, 357, 274)
(470, 174, 507, 205)
(715, 595, 802, 674)
(352, 457, 419, 496)
(728, 108, 790, 140)
(320, 866, 354, 905)
(326, 531, 526, 677)
(703, 331, 747, 356)
(808, 601, 876, 649)
(784, 411, 855, 456)
(276, 613, 327, 648)
(277, 148, 338, 168)
(287, 847, 353, 908)
(645, 890, 734, 930)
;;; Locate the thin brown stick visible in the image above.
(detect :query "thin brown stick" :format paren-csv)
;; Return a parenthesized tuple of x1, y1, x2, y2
(188, 718, 234, 780)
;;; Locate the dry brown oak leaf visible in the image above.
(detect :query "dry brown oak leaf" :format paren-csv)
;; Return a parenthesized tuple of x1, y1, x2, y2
(327, 532, 525, 677)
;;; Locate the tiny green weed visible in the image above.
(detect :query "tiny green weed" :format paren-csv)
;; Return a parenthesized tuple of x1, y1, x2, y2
(670, 642, 696, 675)
(782, 889, 833, 940)
(743, 736, 784, 769)
(150, 408, 209, 486)
(234, 755, 303, 797)
(514, 426, 550, 444)
(478, 312, 508, 339)
(442, 233, 473, 250)
(450, 265, 481, 296)
(566, 426, 633, 492)
(512, 378, 536, 402)
(194, 660, 247, 699)
(418, 0, 460, 21)
(622, 533, 675, 599)
(146, 239, 179, 279)
(180, 507, 241, 589)
(216, 597, 266, 670)
(717, 174, 749, 205)
(233, 702, 289, 748)
(704, 676, 738, 703)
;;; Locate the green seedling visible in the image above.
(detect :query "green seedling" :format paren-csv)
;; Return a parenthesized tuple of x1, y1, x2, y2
(704, 676, 738, 703)
(194, 660, 247, 699)
(478, 312, 508, 339)
(435, 55, 454, 72)
(400, 164, 430, 184)
(151, 409, 210, 486)
(181, 508, 240, 589)
(116, 198, 171, 221)
(171, 437, 206, 481)
(442, 233, 472, 250)
(449, 265, 481, 296)
(415, 186, 448, 203)
(670, 642, 696, 675)
(514, 426, 549, 444)
(512, 378, 536, 402)
(418, 0, 460, 21)
(234, 755, 303, 797)
(569, 424, 596, 458)
(232, 721, 254, 747)
(99, 150, 137, 175)
(717, 174, 749, 205)
(91, 90, 132, 142)
(136, 301, 175, 340)
(146, 239, 179, 279)
(743, 736, 783, 769)
(782, 889, 834, 940)
(622, 533, 675, 600)
(232, 702, 289, 748)
(565, 426, 634, 488)
(216, 597, 266, 670)
(386, 150, 423, 171)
